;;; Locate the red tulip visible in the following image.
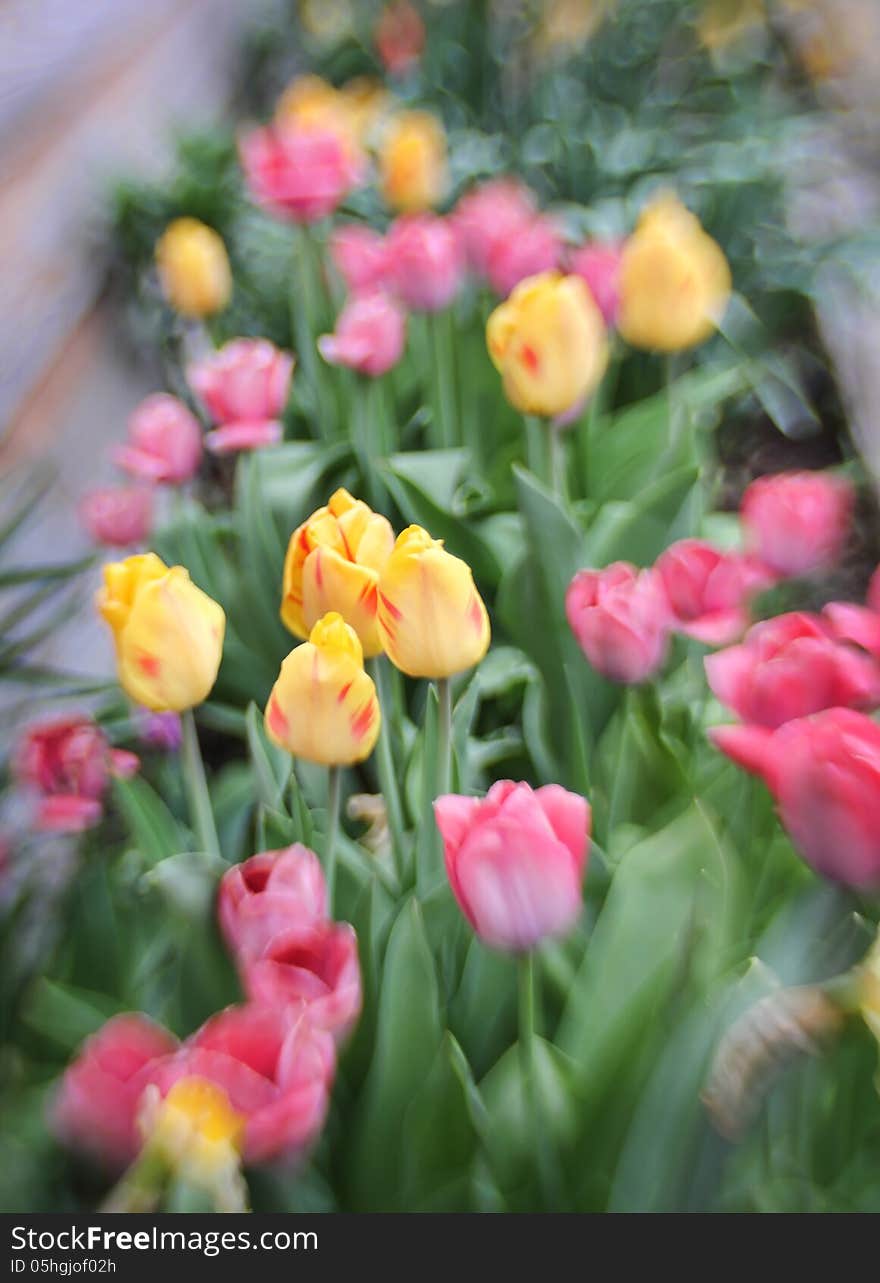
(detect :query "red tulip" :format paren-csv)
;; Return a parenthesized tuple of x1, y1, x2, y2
(53, 1015, 178, 1168)
(218, 846, 328, 966)
(239, 125, 359, 224)
(566, 562, 670, 684)
(710, 708, 880, 888)
(453, 178, 538, 278)
(79, 487, 153, 548)
(740, 470, 853, 578)
(375, 0, 425, 77)
(655, 538, 774, 645)
(385, 214, 464, 312)
(706, 612, 880, 728)
(245, 922, 362, 1042)
(15, 717, 139, 833)
(113, 394, 202, 486)
(318, 291, 406, 377)
(485, 215, 562, 297)
(329, 225, 390, 294)
(435, 781, 590, 951)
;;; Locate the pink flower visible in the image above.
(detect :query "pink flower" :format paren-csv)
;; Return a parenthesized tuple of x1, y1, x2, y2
(654, 539, 774, 645)
(318, 291, 406, 377)
(740, 470, 854, 578)
(434, 781, 590, 952)
(146, 1005, 335, 1166)
(566, 562, 670, 684)
(53, 1015, 178, 1169)
(79, 487, 153, 548)
(113, 394, 202, 486)
(15, 717, 139, 833)
(138, 710, 182, 752)
(218, 846, 327, 966)
(568, 240, 623, 327)
(244, 922, 362, 1042)
(239, 125, 359, 224)
(375, 0, 425, 77)
(485, 215, 562, 297)
(189, 338, 293, 425)
(705, 612, 880, 729)
(385, 214, 464, 312)
(453, 179, 538, 278)
(329, 225, 390, 294)
(710, 708, 880, 888)
(824, 564, 880, 660)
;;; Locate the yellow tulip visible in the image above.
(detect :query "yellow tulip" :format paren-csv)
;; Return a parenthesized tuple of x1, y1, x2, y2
(140, 1077, 244, 1173)
(155, 218, 231, 318)
(281, 489, 395, 658)
(486, 271, 608, 418)
(617, 194, 731, 352)
(376, 526, 490, 678)
(379, 111, 447, 212)
(97, 553, 225, 712)
(266, 613, 381, 766)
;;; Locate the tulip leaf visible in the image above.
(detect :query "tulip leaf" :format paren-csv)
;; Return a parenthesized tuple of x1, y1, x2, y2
(245, 700, 290, 810)
(401, 1032, 485, 1211)
(20, 978, 123, 1055)
(141, 849, 226, 919)
(112, 775, 187, 869)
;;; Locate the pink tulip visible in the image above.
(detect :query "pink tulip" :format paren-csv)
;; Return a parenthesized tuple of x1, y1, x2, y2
(453, 179, 538, 278)
(146, 1004, 335, 1166)
(824, 565, 880, 660)
(15, 717, 139, 833)
(568, 240, 623, 327)
(385, 214, 464, 312)
(710, 708, 880, 888)
(329, 225, 390, 294)
(318, 291, 406, 377)
(79, 487, 153, 548)
(566, 562, 670, 684)
(218, 846, 328, 966)
(189, 338, 293, 421)
(239, 125, 359, 224)
(53, 1015, 179, 1168)
(740, 470, 854, 578)
(486, 215, 562, 297)
(705, 612, 880, 729)
(435, 781, 590, 951)
(113, 394, 202, 486)
(654, 539, 774, 645)
(204, 422, 283, 455)
(245, 922, 362, 1042)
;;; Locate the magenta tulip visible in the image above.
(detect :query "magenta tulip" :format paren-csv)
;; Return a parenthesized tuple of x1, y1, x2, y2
(244, 922, 362, 1042)
(218, 846, 327, 966)
(566, 562, 670, 684)
(740, 470, 853, 578)
(654, 539, 774, 645)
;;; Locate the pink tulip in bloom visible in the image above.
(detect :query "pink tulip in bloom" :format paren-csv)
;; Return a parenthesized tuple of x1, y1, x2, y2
(318, 291, 406, 377)
(453, 178, 538, 278)
(245, 922, 362, 1042)
(329, 225, 390, 294)
(113, 394, 203, 486)
(705, 612, 880, 729)
(824, 564, 880, 660)
(79, 487, 153, 548)
(218, 846, 328, 965)
(568, 240, 624, 327)
(485, 214, 562, 298)
(654, 538, 774, 645)
(53, 1015, 179, 1168)
(239, 125, 359, 224)
(375, 0, 425, 77)
(385, 214, 464, 312)
(566, 562, 670, 684)
(710, 708, 880, 888)
(146, 1004, 335, 1166)
(740, 470, 854, 578)
(15, 716, 139, 833)
(188, 338, 294, 456)
(435, 781, 590, 952)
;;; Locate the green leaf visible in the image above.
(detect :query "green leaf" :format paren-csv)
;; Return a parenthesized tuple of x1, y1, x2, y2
(20, 979, 123, 1053)
(112, 775, 187, 869)
(245, 701, 290, 810)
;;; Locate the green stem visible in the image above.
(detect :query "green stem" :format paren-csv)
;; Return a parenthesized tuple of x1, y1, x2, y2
(436, 676, 453, 797)
(181, 709, 220, 858)
(518, 952, 560, 1209)
(430, 311, 457, 448)
(291, 228, 329, 439)
(368, 657, 406, 883)
(524, 414, 549, 485)
(549, 422, 566, 500)
(518, 953, 536, 1073)
(325, 765, 342, 909)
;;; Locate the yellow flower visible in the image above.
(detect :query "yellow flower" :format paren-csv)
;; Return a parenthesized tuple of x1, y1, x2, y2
(281, 489, 395, 658)
(617, 194, 731, 352)
(486, 271, 608, 418)
(266, 613, 381, 765)
(376, 526, 490, 678)
(155, 218, 231, 318)
(379, 111, 447, 212)
(138, 1077, 246, 1211)
(97, 553, 225, 712)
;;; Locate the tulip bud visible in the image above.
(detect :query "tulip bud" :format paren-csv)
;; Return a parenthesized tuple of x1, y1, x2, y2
(375, 1, 425, 77)
(218, 845, 328, 965)
(240, 125, 360, 224)
(97, 553, 226, 712)
(79, 487, 153, 548)
(137, 1076, 245, 1206)
(617, 194, 731, 352)
(113, 394, 203, 486)
(155, 218, 231, 318)
(740, 470, 854, 578)
(435, 781, 590, 951)
(318, 291, 406, 377)
(15, 716, 139, 833)
(487, 271, 608, 417)
(485, 214, 562, 298)
(188, 337, 294, 456)
(244, 921, 362, 1042)
(266, 613, 381, 766)
(376, 525, 491, 678)
(453, 178, 538, 278)
(385, 214, 464, 312)
(379, 110, 448, 212)
(274, 74, 362, 169)
(654, 538, 774, 645)
(329, 225, 390, 294)
(566, 562, 670, 684)
(281, 488, 395, 656)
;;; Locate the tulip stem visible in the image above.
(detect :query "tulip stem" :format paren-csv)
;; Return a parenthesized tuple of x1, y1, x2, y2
(549, 422, 566, 501)
(368, 657, 406, 883)
(518, 952, 560, 1209)
(181, 709, 220, 859)
(436, 677, 453, 797)
(325, 765, 342, 909)
(430, 312, 457, 449)
(292, 228, 330, 439)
